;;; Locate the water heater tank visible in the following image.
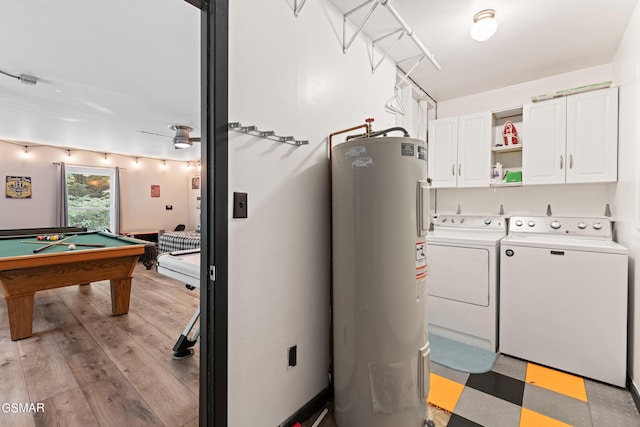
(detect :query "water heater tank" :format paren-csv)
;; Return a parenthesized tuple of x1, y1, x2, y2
(332, 136, 431, 426)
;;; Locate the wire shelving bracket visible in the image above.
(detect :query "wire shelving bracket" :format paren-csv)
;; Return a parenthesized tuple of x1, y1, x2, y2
(340, 0, 440, 71)
(294, 0, 309, 17)
(228, 122, 309, 146)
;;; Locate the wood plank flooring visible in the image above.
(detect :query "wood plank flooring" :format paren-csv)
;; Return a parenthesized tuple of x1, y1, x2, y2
(0, 264, 199, 427)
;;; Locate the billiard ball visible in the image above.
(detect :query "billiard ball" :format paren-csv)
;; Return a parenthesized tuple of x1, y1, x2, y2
(68, 244, 76, 250)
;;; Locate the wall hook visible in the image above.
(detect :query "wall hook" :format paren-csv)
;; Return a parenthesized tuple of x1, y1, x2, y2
(604, 203, 612, 217)
(499, 204, 504, 215)
(456, 204, 461, 214)
(546, 204, 552, 216)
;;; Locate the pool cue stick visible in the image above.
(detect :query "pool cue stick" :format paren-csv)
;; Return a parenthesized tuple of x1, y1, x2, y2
(21, 241, 106, 248)
(32, 234, 76, 253)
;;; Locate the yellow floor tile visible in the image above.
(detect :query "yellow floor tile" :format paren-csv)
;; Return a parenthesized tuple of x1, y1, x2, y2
(520, 407, 573, 427)
(427, 373, 465, 413)
(525, 363, 587, 402)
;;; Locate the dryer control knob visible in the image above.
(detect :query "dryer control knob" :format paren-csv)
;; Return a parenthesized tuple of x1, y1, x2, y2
(578, 222, 587, 229)
(484, 218, 492, 225)
(593, 222, 603, 230)
(515, 220, 523, 227)
(528, 221, 536, 227)
(550, 221, 561, 229)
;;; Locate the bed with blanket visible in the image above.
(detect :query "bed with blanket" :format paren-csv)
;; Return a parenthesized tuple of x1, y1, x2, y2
(158, 230, 201, 253)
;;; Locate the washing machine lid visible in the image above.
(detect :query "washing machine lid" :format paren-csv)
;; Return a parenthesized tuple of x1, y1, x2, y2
(501, 234, 628, 255)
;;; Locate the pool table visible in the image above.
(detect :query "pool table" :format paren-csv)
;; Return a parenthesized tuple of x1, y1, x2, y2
(0, 231, 148, 340)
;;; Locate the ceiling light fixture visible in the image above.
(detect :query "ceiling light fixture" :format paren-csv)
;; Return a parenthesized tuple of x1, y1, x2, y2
(171, 125, 199, 149)
(470, 9, 497, 42)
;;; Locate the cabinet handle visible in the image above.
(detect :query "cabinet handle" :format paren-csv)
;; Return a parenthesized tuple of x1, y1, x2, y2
(569, 154, 573, 169)
(459, 164, 462, 176)
(560, 155, 564, 170)
(452, 164, 455, 176)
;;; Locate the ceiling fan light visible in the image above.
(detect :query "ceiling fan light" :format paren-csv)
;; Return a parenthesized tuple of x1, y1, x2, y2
(470, 9, 497, 42)
(173, 137, 193, 149)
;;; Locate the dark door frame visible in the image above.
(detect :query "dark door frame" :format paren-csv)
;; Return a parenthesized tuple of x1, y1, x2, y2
(198, 0, 229, 425)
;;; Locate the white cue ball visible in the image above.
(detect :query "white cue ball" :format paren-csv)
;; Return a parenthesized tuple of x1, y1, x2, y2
(68, 244, 76, 250)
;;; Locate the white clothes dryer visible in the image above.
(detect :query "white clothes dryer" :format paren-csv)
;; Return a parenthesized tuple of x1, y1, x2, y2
(427, 215, 506, 351)
(499, 216, 628, 387)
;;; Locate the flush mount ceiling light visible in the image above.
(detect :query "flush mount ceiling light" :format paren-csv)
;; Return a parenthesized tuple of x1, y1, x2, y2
(470, 9, 497, 42)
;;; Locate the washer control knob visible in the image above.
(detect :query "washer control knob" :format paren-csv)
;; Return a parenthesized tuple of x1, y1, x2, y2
(442, 218, 447, 223)
(528, 221, 536, 227)
(451, 218, 455, 223)
(515, 220, 523, 227)
(577, 222, 587, 229)
(593, 222, 603, 230)
(460, 218, 465, 223)
(550, 221, 561, 230)
(484, 218, 492, 225)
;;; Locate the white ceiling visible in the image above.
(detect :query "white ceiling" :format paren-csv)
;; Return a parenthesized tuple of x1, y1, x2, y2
(0, 0, 201, 161)
(0, 0, 637, 160)
(329, 0, 638, 101)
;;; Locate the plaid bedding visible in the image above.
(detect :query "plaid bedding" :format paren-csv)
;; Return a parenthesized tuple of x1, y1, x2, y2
(158, 231, 201, 253)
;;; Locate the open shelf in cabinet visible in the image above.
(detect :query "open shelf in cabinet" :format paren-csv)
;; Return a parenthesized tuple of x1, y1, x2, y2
(491, 106, 524, 186)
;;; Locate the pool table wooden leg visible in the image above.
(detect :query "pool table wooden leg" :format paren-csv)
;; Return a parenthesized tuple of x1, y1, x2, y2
(110, 278, 132, 315)
(6, 292, 35, 341)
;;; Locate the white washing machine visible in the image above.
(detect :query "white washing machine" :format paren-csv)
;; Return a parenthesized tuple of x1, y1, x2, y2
(427, 215, 506, 351)
(500, 216, 628, 387)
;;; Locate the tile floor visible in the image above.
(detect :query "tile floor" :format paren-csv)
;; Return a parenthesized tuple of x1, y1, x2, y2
(428, 355, 640, 427)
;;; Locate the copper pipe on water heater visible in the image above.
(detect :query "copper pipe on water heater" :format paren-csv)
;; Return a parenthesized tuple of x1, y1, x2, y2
(328, 118, 374, 151)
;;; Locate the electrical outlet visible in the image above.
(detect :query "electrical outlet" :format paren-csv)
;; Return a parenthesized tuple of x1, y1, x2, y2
(165, 205, 173, 210)
(288, 345, 297, 369)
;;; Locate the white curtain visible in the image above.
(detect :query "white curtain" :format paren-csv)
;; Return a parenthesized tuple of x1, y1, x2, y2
(56, 162, 68, 227)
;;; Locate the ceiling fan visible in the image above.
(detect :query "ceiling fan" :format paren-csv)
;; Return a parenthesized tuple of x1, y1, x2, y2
(138, 125, 201, 149)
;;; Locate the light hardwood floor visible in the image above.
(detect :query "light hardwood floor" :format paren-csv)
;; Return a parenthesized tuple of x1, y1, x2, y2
(0, 263, 200, 427)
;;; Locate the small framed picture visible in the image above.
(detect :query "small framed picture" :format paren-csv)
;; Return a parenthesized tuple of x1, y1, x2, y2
(6, 176, 32, 199)
(151, 184, 160, 197)
(192, 176, 200, 190)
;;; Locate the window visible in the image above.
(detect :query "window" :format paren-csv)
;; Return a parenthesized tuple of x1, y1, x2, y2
(65, 165, 117, 231)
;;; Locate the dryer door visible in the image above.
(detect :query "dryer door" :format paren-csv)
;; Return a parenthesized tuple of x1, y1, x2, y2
(427, 244, 489, 306)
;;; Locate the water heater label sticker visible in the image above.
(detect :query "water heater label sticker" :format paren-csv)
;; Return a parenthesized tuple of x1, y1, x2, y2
(418, 146, 426, 161)
(345, 146, 366, 158)
(351, 157, 373, 168)
(416, 242, 427, 301)
(401, 143, 415, 157)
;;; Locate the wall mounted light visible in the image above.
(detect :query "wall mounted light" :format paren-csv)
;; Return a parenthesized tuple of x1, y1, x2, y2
(470, 9, 497, 42)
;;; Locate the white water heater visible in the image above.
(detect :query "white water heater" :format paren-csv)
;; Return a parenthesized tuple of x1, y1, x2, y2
(332, 135, 431, 427)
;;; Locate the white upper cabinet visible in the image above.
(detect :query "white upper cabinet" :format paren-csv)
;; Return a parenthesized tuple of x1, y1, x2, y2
(566, 88, 618, 183)
(523, 98, 567, 185)
(428, 112, 491, 188)
(523, 87, 618, 185)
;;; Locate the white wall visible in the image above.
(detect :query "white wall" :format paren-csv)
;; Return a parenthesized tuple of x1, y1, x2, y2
(0, 140, 195, 232)
(612, 0, 640, 394)
(433, 64, 617, 218)
(227, 0, 397, 425)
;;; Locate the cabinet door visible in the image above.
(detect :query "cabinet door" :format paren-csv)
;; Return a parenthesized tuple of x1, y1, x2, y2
(457, 112, 491, 188)
(523, 98, 567, 185)
(566, 87, 618, 183)
(428, 117, 458, 188)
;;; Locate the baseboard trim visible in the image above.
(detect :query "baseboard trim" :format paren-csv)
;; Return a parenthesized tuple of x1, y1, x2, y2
(279, 386, 332, 427)
(629, 376, 640, 414)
